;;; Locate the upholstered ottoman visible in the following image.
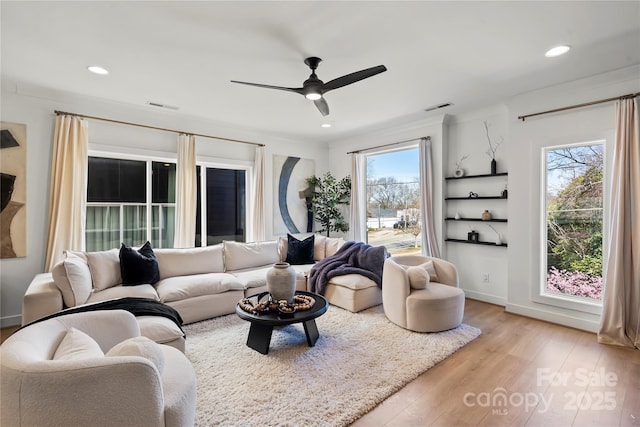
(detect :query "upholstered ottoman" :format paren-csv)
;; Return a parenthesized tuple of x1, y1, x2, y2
(323, 274, 382, 313)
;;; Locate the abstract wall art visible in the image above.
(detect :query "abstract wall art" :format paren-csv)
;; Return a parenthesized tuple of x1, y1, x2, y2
(1, 122, 27, 258)
(272, 155, 315, 236)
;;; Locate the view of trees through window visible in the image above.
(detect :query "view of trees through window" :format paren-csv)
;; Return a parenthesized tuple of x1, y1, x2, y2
(366, 148, 421, 256)
(544, 142, 604, 301)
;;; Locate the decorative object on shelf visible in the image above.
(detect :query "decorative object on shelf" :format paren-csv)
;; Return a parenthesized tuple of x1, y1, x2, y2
(266, 262, 296, 303)
(484, 120, 503, 175)
(469, 191, 479, 198)
(481, 210, 492, 221)
(454, 212, 461, 220)
(501, 185, 508, 199)
(487, 224, 502, 245)
(467, 230, 479, 242)
(454, 154, 469, 177)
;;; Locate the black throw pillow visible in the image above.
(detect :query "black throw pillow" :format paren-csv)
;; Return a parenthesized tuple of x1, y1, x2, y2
(119, 241, 160, 286)
(285, 234, 315, 265)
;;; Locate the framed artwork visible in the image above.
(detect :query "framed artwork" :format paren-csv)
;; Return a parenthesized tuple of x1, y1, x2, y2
(1, 122, 27, 258)
(272, 155, 315, 236)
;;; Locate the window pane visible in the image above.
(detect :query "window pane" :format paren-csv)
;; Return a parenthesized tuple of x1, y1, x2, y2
(87, 157, 145, 202)
(205, 168, 246, 245)
(86, 206, 120, 251)
(122, 205, 146, 246)
(152, 162, 176, 203)
(544, 144, 603, 301)
(152, 205, 175, 249)
(366, 148, 421, 256)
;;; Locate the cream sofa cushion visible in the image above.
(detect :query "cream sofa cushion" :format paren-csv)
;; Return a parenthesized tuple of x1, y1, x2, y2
(51, 255, 93, 307)
(86, 249, 122, 291)
(107, 336, 165, 373)
(230, 266, 270, 289)
(325, 237, 346, 257)
(136, 316, 185, 346)
(155, 273, 244, 303)
(86, 284, 159, 304)
(154, 244, 224, 279)
(223, 240, 279, 271)
(53, 328, 104, 360)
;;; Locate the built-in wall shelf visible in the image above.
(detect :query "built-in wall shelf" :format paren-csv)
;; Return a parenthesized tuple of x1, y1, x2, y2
(445, 172, 508, 180)
(445, 196, 507, 200)
(445, 238, 508, 247)
(445, 218, 507, 222)
(444, 170, 508, 249)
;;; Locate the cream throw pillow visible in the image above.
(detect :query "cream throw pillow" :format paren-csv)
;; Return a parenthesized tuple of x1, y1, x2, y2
(107, 336, 165, 373)
(51, 254, 93, 307)
(419, 260, 439, 282)
(53, 328, 104, 360)
(86, 249, 122, 291)
(407, 266, 430, 289)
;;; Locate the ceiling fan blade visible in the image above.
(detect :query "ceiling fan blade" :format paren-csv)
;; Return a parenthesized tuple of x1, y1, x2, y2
(314, 97, 330, 116)
(321, 65, 387, 92)
(230, 80, 304, 95)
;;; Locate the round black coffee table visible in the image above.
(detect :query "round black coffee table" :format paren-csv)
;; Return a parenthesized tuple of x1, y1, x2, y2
(236, 291, 328, 354)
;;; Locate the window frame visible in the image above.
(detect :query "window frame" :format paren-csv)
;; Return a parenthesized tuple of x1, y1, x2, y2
(87, 149, 254, 249)
(535, 139, 606, 314)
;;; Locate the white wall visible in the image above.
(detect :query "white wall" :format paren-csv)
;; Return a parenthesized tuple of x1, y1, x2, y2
(505, 66, 640, 332)
(444, 106, 509, 306)
(0, 80, 328, 326)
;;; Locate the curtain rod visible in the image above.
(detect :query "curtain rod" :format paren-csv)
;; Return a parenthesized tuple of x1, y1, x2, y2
(54, 110, 265, 147)
(518, 92, 639, 122)
(347, 136, 430, 154)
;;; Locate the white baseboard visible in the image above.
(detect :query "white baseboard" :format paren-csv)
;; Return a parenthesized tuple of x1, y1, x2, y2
(505, 302, 600, 333)
(1, 314, 22, 328)
(462, 289, 507, 307)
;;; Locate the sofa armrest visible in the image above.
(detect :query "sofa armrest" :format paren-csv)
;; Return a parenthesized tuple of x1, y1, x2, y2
(432, 258, 459, 288)
(381, 258, 411, 328)
(22, 273, 64, 325)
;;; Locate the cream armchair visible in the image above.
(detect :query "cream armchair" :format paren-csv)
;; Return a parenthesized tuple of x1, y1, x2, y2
(1, 310, 196, 427)
(382, 255, 465, 332)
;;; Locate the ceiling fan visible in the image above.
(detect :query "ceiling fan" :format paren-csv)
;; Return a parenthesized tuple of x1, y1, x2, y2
(231, 57, 387, 116)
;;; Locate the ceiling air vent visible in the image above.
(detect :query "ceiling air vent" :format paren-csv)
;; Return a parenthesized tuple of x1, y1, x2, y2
(424, 102, 453, 112)
(146, 101, 179, 111)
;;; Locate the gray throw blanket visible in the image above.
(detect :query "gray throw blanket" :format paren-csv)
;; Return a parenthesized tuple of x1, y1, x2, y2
(308, 241, 387, 295)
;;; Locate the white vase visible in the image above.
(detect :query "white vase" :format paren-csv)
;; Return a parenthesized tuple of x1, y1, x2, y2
(266, 262, 296, 303)
(495, 233, 502, 245)
(454, 212, 461, 220)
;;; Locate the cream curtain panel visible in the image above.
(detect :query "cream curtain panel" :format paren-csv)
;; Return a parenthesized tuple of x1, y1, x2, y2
(347, 152, 367, 242)
(598, 97, 640, 348)
(251, 146, 266, 242)
(419, 137, 441, 258)
(44, 116, 88, 271)
(174, 134, 197, 248)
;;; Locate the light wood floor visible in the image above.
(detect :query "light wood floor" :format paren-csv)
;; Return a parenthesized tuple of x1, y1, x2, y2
(2, 300, 638, 426)
(350, 299, 640, 427)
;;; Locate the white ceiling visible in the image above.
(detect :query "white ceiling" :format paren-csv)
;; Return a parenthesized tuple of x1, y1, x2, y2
(2, 1, 639, 144)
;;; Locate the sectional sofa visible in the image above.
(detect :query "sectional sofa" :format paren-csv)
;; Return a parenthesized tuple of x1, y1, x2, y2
(22, 234, 383, 349)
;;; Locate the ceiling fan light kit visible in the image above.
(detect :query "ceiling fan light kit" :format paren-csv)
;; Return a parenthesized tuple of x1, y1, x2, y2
(231, 57, 387, 116)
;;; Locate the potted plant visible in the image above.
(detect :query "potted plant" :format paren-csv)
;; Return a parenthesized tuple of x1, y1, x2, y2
(305, 172, 351, 237)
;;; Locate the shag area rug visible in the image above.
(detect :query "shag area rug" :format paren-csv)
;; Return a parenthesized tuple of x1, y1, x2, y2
(184, 304, 480, 427)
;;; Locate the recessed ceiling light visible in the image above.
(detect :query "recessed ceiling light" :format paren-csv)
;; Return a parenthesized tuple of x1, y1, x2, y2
(87, 65, 109, 75)
(321, 123, 332, 128)
(545, 45, 571, 58)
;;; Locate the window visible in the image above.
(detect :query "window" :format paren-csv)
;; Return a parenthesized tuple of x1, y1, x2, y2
(86, 157, 175, 251)
(195, 166, 247, 246)
(365, 147, 421, 256)
(542, 142, 604, 303)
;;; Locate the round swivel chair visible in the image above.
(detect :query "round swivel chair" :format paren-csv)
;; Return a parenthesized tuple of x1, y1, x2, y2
(382, 255, 465, 332)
